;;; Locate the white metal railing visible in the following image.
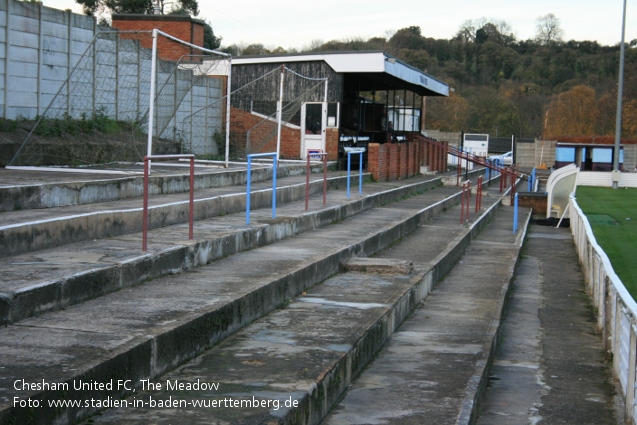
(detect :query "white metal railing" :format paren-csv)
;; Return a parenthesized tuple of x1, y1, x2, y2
(569, 194, 637, 421)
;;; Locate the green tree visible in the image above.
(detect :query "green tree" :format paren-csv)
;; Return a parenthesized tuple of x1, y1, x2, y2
(76, 0, 198, 18)
(546, 85, 598, 137)
(202, 21, 221, 50)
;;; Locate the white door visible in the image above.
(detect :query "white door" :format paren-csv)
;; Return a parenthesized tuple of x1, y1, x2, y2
(301, 103, 326, 159)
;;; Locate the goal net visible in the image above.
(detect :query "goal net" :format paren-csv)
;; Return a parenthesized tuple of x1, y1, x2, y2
(8, 30, 229, 168)
(218, 65, 327, 161)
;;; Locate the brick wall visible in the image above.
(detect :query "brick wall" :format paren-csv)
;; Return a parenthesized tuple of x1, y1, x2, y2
(230, 108, 339, 160)
(112, 14, 205, 62)
(518, 193, 548, 214)
(368, 140, 424, 182)
(399, 144, 407, 178)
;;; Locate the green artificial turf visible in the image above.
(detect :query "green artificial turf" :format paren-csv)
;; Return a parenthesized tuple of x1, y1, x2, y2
(575, 186, 637, 299)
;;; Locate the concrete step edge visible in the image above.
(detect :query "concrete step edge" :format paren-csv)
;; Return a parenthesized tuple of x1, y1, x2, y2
(0, 173, 368, 257)
(0, 177, 442, 325)
(0, 164, 320, 213)
(456, 209, 533, 425)
(0, 187, 500, 425)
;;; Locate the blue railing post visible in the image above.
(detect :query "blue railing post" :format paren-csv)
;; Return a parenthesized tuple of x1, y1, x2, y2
(272, 155, 277, 218)
(347, 153, 351, 199)
(346, 148, 365, 199)
(246, 152, 277, 225)
(513, 197, 517, 234)
(358, 151, 363, 195)
(531, 167, 536, 192)
(246, 155, 252, 225)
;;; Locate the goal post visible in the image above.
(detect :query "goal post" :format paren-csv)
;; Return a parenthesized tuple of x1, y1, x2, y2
(8, 29, 231, 170)
(147, 29, 231, 171)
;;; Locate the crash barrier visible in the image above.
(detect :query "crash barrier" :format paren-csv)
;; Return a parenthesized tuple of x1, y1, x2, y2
(475, 176, 483, 213)
(143, 154, 194, 251)
(513, 193, 519, 234)
(528, 167, 537, 192)
(461, 180, 471, 224)
(246, 153, 277, 225)
(346, 148, 365, 199)
(305, 150, 328, 211)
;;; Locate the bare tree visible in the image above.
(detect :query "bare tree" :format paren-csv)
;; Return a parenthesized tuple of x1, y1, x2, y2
(535, 13, 564, 45)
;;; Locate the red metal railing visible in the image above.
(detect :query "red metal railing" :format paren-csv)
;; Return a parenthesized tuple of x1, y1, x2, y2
(461, 180, 471, 224)
(475, 176, 483, 212)
(415, 134, 523, 182)
(142, 154, 195, 251)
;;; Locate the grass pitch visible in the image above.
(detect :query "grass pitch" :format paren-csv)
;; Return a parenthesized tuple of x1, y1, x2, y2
(575, 186, 637, 299)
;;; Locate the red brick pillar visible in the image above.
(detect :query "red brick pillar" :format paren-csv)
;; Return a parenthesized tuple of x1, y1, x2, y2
(368, 143, 380, 181)
(443, 141, 449, 171)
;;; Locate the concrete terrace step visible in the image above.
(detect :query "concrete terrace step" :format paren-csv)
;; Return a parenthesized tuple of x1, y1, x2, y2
(0, 169, 363, 257)
(323, 208, 530, 425)
(80, 200, 521, 425)
(0, 174, 459, 326)
(0, 179, 502, 425)
(0, 163, 317, 213)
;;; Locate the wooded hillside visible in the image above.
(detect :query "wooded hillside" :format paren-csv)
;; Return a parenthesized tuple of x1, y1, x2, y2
(222, 18, 637, 140)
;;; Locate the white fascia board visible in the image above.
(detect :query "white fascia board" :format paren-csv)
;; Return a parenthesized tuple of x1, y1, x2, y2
(232, 52, 385, 72)
(384, 60, 449, 96)
(232, 52, 449, 96)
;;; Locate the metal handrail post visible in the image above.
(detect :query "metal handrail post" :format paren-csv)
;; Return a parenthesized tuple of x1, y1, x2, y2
(246, 155, 252, 224)
(347, 153, 351, 199)
(305, 150, 328, 211)
(143, 158, 149, 251)
(142, 154, 195, 251)
(323, 153, 327, 206)
(272, 155, 277, 219)
(246, 152, 277, 225)
(189, 157, 194, 240)
(346, 149, 365, 199)
(359, 151, 363, 195)
(305, 155, 310, 211)
(513, 193, 519, 234)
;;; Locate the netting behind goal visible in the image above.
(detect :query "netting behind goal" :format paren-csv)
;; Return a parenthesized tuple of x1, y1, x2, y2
(8, 30, 229, 167)
(220, 65, 327, 161)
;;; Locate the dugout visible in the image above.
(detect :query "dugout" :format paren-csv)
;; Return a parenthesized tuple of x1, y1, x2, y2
(229, 51, 449, 170)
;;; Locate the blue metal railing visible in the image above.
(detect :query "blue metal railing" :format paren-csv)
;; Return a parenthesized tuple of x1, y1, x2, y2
(346, 148, 365, 199)
(527, 167, 536, 192)
(246, 153, 277, 225)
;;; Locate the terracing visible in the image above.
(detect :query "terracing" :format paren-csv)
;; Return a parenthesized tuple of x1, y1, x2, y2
(0, 163, 614, 425)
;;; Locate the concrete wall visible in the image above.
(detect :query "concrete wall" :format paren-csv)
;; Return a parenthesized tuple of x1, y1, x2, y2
(423, 129, 461, 146)
(515, 139, 557, 169)
(0, 0, 223, 156)
(0, 0, 96, 119)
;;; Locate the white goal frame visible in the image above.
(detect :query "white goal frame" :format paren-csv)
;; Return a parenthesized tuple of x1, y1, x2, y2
(148, 29, 231, 170)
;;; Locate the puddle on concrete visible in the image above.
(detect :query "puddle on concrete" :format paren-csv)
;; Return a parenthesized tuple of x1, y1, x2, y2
(298, 297, 389, 310)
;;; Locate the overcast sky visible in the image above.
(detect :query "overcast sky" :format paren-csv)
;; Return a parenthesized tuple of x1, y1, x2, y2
(44, 0, 635, 50)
